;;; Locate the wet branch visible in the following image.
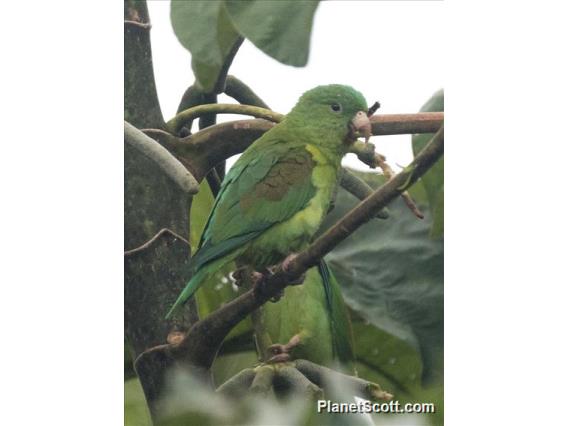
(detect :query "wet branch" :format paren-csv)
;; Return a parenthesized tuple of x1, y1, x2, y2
(124, 121, 199, 194)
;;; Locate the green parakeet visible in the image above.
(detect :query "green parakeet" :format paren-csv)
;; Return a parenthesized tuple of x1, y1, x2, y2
(166, 84, 372, 370)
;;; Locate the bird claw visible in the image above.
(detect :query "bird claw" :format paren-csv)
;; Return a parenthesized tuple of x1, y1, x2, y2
(251, 269, 273, 298)
(279, 254, 305, 285)
(252, 253, 305, 300)
(266, 334, 301, 363)
(269, 289, 284, 303)
(281, 253, 297, 272)
(267, 352, 291, 363)
(230, 266, 248, 287)
(251, 268, 292, 301)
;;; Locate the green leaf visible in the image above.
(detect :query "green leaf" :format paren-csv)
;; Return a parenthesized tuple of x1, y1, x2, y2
(124, 342, 136, 381)
(321, 171, 443, 384)
(212, 350, 259, 387)
(430, 186, 444, 239)
(170, 1, 241, 92)
(124, 378, 152, 426)
(412, 89, 444, 238)
(352, 320, 422, 395)
(224, 0, 319, 67)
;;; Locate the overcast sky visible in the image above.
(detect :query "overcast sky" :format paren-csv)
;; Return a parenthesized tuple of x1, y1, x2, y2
(146, 0, 444, 171)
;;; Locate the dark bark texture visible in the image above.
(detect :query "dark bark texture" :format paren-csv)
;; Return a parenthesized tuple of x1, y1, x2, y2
(124, 0, 199, 420)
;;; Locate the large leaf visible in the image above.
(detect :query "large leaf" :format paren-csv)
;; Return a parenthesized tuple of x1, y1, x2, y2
(321, 172, 444, 384)
(170, 1, 241, 92)
(412, 89, 444, 238)
(224, 0, 319, 67)
(352, 319, 422, 395)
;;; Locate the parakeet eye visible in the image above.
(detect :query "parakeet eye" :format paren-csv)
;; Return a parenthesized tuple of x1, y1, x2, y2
(330, 102, 342, 112)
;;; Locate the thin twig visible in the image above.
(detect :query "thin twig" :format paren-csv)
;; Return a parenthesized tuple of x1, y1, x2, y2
(374, 155, 424, 219)
(349, 142, 424, 219)
(124, 20, 151, 30)
(124, 228, 190, 257)
(124, 121, 199, 194)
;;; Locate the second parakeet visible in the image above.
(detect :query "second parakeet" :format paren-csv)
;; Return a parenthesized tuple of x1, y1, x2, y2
(166, 84, 372, 370)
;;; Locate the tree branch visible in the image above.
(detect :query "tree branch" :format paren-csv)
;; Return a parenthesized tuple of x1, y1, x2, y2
(137, 125, 443, 370)
(146, 119, 277, 182)
(211, 38, 244, 95)
(166, 104, 284, 135)
(349, 141, 424, 219)
(371, 112, 443, 135)
(340, 170, 389, 219)
(158, 106, 443, 185)
(374, 153, 424, 219)
(124, 228, 190, 257)
(166, 104, 441, 138)
(224, 75, 270, 109)
(124, 121, 199, 194)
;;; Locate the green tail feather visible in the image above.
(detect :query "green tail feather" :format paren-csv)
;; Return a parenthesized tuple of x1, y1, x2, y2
(165, 267, 211, 320)
(318, 260, 355, 366)
(166, 246, 244, 320)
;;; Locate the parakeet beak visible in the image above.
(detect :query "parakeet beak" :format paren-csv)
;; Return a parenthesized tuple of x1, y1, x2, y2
(349, 111, 372, 144)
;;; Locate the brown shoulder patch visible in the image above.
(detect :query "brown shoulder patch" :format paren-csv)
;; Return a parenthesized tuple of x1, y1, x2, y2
(240, 150, 315, 208)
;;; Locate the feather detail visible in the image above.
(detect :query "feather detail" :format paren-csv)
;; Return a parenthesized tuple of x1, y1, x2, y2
(318, 260, 355, 366)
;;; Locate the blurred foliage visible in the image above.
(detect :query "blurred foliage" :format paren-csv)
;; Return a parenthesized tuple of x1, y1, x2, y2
(125, 367, 442, 426)
(170, 1, 320, 92)
(125, 378, 152, 426)
(412, 89, 444, 239)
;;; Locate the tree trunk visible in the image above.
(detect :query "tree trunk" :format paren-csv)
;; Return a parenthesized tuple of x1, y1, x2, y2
(124, 0, 199, 421)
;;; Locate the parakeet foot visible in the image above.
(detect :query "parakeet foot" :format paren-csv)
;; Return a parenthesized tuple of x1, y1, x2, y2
(280, 253, 306, 285)
(267, 334, 301, 363)
(251, 269, 284, 302)
(281, 253, 297, 272)
(230, 266, 248, 287)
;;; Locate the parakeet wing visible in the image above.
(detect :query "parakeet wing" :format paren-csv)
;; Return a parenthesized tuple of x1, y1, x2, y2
(192, 143, 317, 272)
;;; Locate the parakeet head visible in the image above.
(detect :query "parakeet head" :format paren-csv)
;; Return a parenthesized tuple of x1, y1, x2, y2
(286, 84, 372, 150)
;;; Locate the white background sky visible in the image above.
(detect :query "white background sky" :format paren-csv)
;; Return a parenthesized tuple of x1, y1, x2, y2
(147, 0, 444, 171)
